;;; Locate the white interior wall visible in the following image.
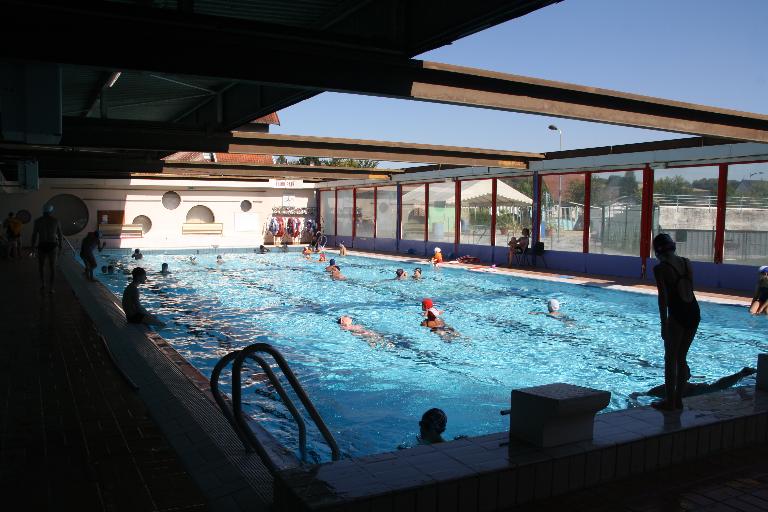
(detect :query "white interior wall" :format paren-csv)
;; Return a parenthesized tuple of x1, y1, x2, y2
(1, 178, 316, 249)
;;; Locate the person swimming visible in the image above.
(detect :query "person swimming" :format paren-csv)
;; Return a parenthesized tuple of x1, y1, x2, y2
(325, 258, 338, 272)
(337, 315, 390, 347)
(101, 265, 108, 274)
(395, 268, 408, 280)
(131, 248, 143, 260)
(529, 298, 571, 320)
(160, 262, 170, 275)
(412, 268, 422, 280)
(330, 266, 347, 281)
(302, 246, 312, 258)
(107, 265, 115, 274)
(421, 298, 444, 327)
(259, 245, 270, 254)
(216, 255, 224, 265)
(418, 408, 447, 444)
(318, 252, 327, 262)
(189, 256, 198, 265)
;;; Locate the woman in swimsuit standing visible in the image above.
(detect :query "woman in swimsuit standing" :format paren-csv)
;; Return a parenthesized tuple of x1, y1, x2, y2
(652, 233, 700, 411)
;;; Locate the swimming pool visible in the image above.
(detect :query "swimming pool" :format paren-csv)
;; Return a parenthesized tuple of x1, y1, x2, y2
(97, 250, 764, 462)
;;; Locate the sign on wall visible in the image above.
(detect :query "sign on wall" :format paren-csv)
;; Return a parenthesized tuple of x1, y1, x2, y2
(282, 193, 296, 207)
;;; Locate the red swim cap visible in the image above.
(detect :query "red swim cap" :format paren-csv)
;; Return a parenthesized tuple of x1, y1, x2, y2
(422, 298, 433, 309)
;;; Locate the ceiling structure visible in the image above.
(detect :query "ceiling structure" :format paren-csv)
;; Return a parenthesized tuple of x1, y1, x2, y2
(1, 0, 767, 183)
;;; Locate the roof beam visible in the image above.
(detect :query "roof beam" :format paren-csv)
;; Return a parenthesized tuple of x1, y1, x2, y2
(3, 2, 767, 142)
(49, 118, 539, 168)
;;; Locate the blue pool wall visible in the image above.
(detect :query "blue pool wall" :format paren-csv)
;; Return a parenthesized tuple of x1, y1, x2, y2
(326, 236, 758, 292)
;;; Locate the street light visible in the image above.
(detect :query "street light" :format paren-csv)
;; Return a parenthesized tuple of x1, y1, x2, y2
(548, 125, 564, 240)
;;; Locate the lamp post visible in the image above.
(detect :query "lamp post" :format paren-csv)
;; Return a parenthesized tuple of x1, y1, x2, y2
(548, 125, 564, 241)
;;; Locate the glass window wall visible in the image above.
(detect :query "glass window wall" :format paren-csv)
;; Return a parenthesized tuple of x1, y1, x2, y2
(724, 162, 768, 265)
(459, 179, 493, 245)
(541, 174, 585, 252)
(496, 177, 534, 247)
(401, 184, 425, 241)
(376, 186, 398, 239)
(651, 166, 719, 261)
(320, 190, 335, 236)
(354, 188, 375, 238)
(336, 189, 353, 238)
(427, 181, 455, 243)
(589, 170, 643, 256)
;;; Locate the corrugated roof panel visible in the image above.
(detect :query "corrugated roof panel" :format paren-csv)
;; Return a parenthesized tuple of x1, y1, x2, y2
(62, 67, 107, 116)
(105, 0, 342, 27)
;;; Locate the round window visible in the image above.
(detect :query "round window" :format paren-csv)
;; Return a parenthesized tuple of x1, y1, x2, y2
(132, 215, 152, 234)
(44, 194, 89, 235)
(186, 205, 215, 223)
(162, 191, 181, 210)
(240, 200, 252, 212)
(16, 210, 31, 224)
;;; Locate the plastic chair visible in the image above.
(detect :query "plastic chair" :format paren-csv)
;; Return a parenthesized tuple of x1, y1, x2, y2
(530, 241, 547, 268)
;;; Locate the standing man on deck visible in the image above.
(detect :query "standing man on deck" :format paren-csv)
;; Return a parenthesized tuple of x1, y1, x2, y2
(31, 204, 64, 292)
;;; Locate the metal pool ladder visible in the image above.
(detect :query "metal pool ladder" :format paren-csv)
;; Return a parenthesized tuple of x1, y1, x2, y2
(210, 343, 341, 469)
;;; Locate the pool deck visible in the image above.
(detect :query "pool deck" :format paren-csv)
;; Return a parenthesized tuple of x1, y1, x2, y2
(344, 248, 754, 307)
(1, 249, 765, 512)
(0, 257, 208, 511)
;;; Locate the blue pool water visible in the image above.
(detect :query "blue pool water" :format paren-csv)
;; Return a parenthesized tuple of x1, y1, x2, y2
(97, 250, 765, 462)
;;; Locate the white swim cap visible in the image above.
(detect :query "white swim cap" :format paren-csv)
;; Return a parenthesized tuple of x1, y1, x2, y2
(43, 204, 54, 214)
(547, 298, 560, 312)
(760, 265, 768, 273)
(434, 247, 441, 253)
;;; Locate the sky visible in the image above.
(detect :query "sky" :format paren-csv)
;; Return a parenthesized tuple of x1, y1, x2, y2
(271, 0, 767, 167)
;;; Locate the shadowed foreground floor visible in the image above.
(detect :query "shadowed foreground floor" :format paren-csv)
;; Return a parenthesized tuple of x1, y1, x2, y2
(0, 257, 207, 511)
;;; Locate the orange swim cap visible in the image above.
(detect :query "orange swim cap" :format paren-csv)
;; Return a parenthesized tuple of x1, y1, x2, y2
(422, 298, 433, 309)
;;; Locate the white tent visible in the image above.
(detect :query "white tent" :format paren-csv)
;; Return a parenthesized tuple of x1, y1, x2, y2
(400, 180, 532, 206)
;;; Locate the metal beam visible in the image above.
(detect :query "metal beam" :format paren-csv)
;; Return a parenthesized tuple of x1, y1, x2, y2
(49, 118, 539, 168)
(3, 2, 767, 142)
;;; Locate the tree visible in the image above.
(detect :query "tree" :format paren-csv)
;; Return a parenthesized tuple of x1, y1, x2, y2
(288, 156, 379, 168)
(619, 171, 640, 199)
(653, 176, 693, 196)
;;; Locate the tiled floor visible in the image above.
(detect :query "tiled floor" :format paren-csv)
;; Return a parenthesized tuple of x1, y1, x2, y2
(0, 258, 207, 511)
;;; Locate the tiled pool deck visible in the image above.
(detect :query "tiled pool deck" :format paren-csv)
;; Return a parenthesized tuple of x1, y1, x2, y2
(0, 258, 207, 511)
(2, 249, 765, 512)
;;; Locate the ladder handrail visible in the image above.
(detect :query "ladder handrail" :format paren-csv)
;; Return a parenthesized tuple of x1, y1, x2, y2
(210, 351, 255, 453)
(232, 353, 309, 462)
(232, 344, 341, 461)
(209, 343, 341, 468)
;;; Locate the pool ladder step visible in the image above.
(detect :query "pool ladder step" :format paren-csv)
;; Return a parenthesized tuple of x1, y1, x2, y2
(210, 343, 341, 471)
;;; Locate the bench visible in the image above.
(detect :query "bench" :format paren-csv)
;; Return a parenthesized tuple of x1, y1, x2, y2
(509, 383, 610, 447)
(182, 223, 224, 235)
(98, 224, 144, 239)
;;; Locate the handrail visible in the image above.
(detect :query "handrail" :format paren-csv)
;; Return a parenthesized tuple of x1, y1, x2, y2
(209, 342, 341, 470)
(232, 344, 341, 461)
(210, 351, 256, 453)
(232, 354, 309, 462)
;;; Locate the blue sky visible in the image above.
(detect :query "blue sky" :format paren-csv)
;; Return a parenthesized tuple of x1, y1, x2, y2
(272, 0, 767, 166)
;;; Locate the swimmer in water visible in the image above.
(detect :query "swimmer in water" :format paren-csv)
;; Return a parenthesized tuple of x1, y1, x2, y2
(325, 258, 338, 272)
(412, 267, 422, 280)
(338, 315, 391, 348)
(420, 298, 444, 327)
(395, 268, 408, 280)
(529, 298, 573, 322)
(189, 256, 198, 265)
(160, 263, 171, 275)
(330, 266, 347, 281)
(418, 408, 447, 445)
